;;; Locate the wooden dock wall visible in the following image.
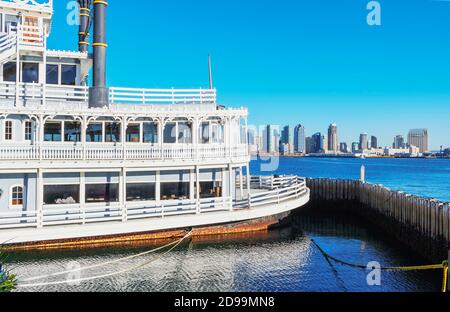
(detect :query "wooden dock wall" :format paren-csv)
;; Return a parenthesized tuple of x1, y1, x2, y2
(305, 178, 450, 262)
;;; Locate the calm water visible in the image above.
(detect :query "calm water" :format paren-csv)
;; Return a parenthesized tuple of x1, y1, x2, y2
(252, 157, 450, 202)
(6, 158, 449, 292)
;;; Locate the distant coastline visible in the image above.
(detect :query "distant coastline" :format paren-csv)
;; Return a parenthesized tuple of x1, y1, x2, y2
(252, 153, 450, 160)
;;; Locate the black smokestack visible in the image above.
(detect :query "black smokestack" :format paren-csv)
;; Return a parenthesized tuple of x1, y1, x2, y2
(77, 0, 91, 53)
(89, 0, 109, 108)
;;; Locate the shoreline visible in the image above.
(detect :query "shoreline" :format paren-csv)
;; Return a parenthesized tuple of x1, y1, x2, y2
(253, 154, 450, 159)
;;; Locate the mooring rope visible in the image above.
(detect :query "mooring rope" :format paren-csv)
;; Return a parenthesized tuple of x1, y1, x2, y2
(17, 231, 193, 288)
(310, 239, 449, 292)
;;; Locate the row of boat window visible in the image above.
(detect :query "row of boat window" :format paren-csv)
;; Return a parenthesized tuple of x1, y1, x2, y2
(10, 181, 222, 208)
(3, 120, 226, 144)
(3, 62, 77, 85)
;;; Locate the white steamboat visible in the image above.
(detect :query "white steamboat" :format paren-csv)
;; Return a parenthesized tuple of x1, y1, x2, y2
(0, 0, 309, 249)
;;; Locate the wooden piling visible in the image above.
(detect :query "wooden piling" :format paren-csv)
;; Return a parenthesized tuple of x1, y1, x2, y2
(304, 178, 450, 262)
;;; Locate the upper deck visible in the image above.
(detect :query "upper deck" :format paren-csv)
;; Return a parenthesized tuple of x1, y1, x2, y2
(0, 0, 250, 166)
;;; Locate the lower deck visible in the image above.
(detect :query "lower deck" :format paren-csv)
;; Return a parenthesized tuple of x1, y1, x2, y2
(0, 176, 309, 246)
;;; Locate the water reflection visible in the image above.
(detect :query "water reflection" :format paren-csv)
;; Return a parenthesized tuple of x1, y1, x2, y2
(7, 209, 442, 292)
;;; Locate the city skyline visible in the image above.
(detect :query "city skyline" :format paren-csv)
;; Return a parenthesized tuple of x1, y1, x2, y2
(249, 122, 439, 152)
(48, 1, 450, 150)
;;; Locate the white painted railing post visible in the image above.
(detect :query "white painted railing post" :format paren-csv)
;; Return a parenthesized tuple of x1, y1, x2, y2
(36, 168, 43, 228)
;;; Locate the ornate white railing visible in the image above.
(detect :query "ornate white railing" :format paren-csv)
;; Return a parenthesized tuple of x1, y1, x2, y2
(109, 87, 216, 105)
(0, 82, 217, 106)
(0, 176, 308, 229)
(0, 144, 249, 161)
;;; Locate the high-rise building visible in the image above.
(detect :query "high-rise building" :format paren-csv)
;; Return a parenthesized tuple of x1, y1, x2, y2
(359, 133, 368, 151)
(280, 126, 295, 154)
(351, 142, 359, 154)
(321, 135, 328, 153)
(262, 125, 273, 153)
(309, 133, 322, 154)
(370, 136, 378, 149)
(247, 128, 256, 145)
(408, 129, 429, 153)
(327, 124, 338, 153)
(340, 142, 348, 153)
(293, 124, 306, 154)
(393, 135, 405, 149)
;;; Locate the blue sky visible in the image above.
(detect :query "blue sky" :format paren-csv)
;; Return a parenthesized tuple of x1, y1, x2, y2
(49, 0, 450, 150)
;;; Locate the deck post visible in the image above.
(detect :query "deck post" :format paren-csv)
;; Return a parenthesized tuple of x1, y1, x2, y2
(229, 163, 233, 211)
(120, 168, 127, 222)
(196, 166, 200, 214)
(246, 163, 251, 208)
(36, 168, 43, 228)
(80, 172, 86, 224)
(239, 166, 244, 199)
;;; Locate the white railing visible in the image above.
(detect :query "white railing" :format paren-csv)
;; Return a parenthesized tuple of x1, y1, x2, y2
(0, 32, 16, 58)
(0, 176, 308, 230)
(248, 176, 308, 208)
(18, 24, 44, 48)
(0, 82, 89, 102)
(0, 144, 249, 161)
(109, 87, 216, 105)
(0, 82, 217, 106)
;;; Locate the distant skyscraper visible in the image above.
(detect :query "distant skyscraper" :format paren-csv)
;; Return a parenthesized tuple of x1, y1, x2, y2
(340, 142, 348, 153)
(370, 136, 378, 149)
(305, 137, 313, 154)
(247, 128, 256, 145)
(408, 129, 429, 153)
(262, 125, 273, 153)
(359, 133, 368, 151)
(351, 142, 359, 154)
(393, 135, 405, 149)
(294, 124, 306, 154)
(280, 125, 295, 154)
(321, 135, 328, 153)
(309, 133, 322, 154)
(327, 124, 338, 153)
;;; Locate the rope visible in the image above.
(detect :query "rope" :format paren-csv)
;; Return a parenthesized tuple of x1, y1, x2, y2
(17, 231, 192, 288)
(310, 239, 448, 292)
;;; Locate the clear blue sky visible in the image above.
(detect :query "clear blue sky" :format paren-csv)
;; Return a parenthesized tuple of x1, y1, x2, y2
(49, 0, 450, 150)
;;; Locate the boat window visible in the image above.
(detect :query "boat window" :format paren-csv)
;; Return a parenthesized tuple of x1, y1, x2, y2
(61, 65, 77, 86)
(160, 182, 190, 201)
(199, 181, 223, 198)
(24, 121, 32, 141)
(126, 183, 156, 202)
(86, 123, 103, 142)
(85, 183, 119, 203)
(4, 120, 12, 141)
(200, 122, 210, 144)
(64, 121, 81, 142)
(22, 63, 39, 83)
(10, 185, 24, 207)
(44, 122, 62, 142)
(3, 62, 16, 82)
(105, 122, 121, 143)
(211, 124, 224, 144)
(178, 122, 192, 144)
(43, 185, 80, 205)
(126, 124, 140, 143)
(46, 64, 59, 85)
(143, 122, 158, 143)
(163, 123, 176, 143)
(4, 15, 18, 32)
